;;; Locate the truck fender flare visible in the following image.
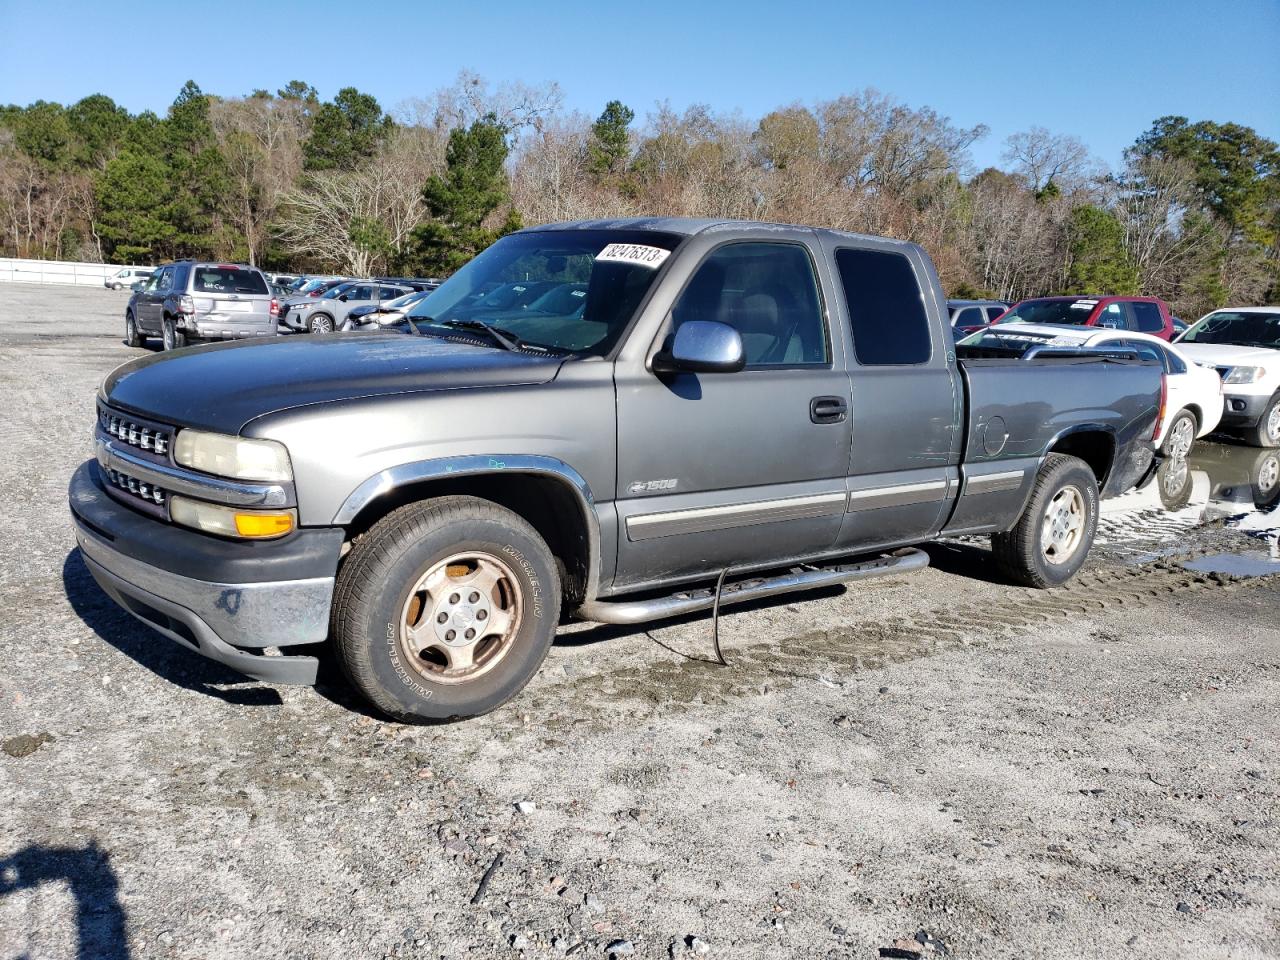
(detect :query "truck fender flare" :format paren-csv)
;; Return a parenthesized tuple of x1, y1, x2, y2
(1037, 422, 1118, 486)
(333, 454, 603, 600)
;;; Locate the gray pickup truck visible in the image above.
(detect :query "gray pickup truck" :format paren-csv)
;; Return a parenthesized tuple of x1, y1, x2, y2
(70, 218, 1163, 721)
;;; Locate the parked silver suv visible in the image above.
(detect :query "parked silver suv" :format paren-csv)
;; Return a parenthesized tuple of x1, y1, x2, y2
(125, 261, 276, 351)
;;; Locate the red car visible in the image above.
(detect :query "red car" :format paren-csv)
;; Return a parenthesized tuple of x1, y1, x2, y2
(993, 295, 1176, 341)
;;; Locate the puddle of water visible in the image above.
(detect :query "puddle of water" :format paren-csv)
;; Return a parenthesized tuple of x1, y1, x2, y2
(1097, 440, 1280, 555)
(1182, 550, 1280, 578)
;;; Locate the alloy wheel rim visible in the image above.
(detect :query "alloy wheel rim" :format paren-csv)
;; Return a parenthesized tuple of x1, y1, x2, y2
(313, 316, 332, 333)
(398, 551, 523, 685)
(1041, 485, 1086, 565)
(163, 322, 173, 350)
(1167, 417, 1194, 458)
(1268, 403, 1280, 443)
(1259, 456, 1280, 493)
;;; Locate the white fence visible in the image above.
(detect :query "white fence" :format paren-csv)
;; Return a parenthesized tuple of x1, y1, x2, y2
(0, 257, 148, 287)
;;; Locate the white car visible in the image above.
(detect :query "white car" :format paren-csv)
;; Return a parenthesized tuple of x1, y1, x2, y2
(104, 267, 152, 290)
(1175, 307, 1280, 448)
(960, 323, 1223, 457)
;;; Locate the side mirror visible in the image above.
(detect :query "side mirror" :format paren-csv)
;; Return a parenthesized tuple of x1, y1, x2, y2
(652, 320, 745, 374)
(338, 294, 349, 301)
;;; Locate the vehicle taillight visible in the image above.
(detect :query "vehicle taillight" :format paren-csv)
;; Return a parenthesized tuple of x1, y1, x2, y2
(270, 298, 279, 318)
(1152, 373, 1167, 442)
(178, 295, 195, 315)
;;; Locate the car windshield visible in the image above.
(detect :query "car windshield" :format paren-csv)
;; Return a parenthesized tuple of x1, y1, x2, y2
(193, 266, 268, 295)
(1179, 311, 1280, 348)
(320, 282, 354, 300)
(998, 299, 1099, 325)
(385, 289, 429, 310)
(405, 230, 684, 355)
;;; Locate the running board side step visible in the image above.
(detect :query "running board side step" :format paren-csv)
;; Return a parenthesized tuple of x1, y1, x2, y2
(575, 547, 929, 626)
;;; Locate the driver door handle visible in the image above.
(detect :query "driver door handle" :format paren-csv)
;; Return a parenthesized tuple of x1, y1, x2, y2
(810, 396, 848, 424)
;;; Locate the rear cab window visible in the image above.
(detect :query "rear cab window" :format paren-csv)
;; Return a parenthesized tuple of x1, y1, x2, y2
(193, 266, 269, 295)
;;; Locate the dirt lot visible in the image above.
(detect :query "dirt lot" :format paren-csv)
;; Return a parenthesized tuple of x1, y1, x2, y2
(1, 282, 1278, 960)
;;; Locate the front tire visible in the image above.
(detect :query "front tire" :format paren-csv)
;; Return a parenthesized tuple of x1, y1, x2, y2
(331, 496, 561, 722)
(1246, 394, 1280, 448)
(992, 454, 1099, 588)
(309, 313, 334, 334)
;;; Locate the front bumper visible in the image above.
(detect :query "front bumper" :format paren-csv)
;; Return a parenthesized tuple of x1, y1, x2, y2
(69, 460, 344, 684)
(1220, 392, 1272, 427)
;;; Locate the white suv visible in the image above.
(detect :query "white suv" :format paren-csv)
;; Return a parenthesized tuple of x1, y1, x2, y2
(105, 267, 152, 290)
(1176, 307, 1280, 447)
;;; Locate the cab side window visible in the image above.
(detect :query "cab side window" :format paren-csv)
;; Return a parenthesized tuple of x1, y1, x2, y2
(1095, 302, 1131, 330)
(670, 242, 828, 366)
(153, 266, 173, 293)
(1131, 301, 1165, 334)
(835, 247, 932, 365)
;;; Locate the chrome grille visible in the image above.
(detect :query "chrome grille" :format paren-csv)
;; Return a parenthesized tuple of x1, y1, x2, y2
(104, 467, 169, 507)
(99, 406, 173, 456)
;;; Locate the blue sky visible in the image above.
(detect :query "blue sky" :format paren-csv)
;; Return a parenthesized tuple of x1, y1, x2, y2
(1, 0, 1277, 172)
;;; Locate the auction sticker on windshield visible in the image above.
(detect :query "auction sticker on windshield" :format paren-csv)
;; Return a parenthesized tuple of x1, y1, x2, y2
(596, 244, 671, 269)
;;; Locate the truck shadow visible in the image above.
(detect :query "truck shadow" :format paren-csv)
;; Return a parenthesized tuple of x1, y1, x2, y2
(0, 841, 129, 959)
(61, 549, 283, 707)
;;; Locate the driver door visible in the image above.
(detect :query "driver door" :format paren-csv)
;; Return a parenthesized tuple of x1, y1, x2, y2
(612, 238, 853, 591)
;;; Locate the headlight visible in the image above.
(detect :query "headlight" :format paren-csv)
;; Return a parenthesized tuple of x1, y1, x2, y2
(1223, 366, 1266, 384)
(170, 496, 295, 539)
(173, 430, 292, 482)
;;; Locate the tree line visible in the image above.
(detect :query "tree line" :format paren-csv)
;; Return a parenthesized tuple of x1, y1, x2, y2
(2, 71, 1277, 318)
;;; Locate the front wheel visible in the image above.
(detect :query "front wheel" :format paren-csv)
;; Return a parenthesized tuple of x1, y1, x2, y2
(1247, 394, 1280, 448)
(309, 313, 334, 334)
(992, 454, 1099, 588)
(330, 496, 561, 722)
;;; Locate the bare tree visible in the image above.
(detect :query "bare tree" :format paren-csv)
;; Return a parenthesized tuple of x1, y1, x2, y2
(1002, 126, 1093, 193)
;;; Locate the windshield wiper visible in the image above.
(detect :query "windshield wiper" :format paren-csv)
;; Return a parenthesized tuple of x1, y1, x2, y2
(440, 318, 526, 351)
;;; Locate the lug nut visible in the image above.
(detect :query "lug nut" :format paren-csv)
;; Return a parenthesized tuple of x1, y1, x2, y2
(437, 612, 448, 624)
(464, 628, 475, 640)
(449, 593, 460, 604)
(469, 592, 480, 603)
(446, 629, 456, 642)
(477, 609, 488, 621)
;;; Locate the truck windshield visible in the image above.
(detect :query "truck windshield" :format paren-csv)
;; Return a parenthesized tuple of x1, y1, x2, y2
(998, 299, 1099, 325)
(1179, 310, 1280, 348)
(405, 230, 684, 355)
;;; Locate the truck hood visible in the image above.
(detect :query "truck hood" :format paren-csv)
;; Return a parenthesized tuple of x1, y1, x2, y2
(1176, 342, 1280, 367)
(103, 333, 564, 434)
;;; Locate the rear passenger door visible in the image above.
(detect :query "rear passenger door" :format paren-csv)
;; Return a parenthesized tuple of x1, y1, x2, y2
(821, 241, 963, 550)
(1130, 301, 1166, 338)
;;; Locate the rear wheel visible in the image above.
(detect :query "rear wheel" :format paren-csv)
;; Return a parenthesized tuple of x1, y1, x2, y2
(309, 313, 334, 334)
(161, 315, 187, 351)
(1247, 394, 1280, 448)
(1161, 408, 1197, 459)
(992, 454, 1099, 588)
(124, 311, 143, 348)
(331, 496, 560, 722)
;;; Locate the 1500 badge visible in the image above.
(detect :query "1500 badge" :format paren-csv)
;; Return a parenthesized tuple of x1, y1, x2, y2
(627, 479, 678, 495)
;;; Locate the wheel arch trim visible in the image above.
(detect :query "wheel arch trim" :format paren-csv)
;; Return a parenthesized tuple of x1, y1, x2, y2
(333, 455, 603, 598)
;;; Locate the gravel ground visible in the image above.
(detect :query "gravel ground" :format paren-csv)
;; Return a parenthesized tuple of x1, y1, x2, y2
(1, 283, 1278, 960)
